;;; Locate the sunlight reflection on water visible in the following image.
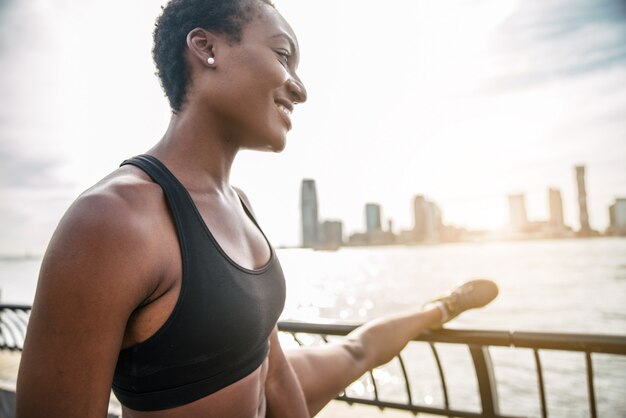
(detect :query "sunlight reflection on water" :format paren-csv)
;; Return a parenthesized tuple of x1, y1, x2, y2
(276, 237, 626, 416)
(279, 238, 626, 335)
(1, 238, 625, 415)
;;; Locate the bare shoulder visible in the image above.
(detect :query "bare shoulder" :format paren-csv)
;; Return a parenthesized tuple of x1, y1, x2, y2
(76, 164, 163, 229)
(43, 165, 166, 299)
(16, 165, 169, 417)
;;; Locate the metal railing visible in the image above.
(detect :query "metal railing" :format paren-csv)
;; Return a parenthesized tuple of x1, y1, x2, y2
(1, 306, 624, 417)
(277, 321, 626, 418)
(0, 305, 31, 352)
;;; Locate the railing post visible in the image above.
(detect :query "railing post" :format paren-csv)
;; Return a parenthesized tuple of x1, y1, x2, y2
(429, 343, 451, 417)
(469, 345, 500, 418)
(533, 349, 548, 418)
(585, 352, 597, 418)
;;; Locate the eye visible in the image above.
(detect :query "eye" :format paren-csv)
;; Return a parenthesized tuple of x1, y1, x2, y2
(277, 50, 291, 65)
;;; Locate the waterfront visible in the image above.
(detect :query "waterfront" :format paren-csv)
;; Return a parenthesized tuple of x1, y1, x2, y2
(1, 237, 625, 416)
(277, 237, 626, 417)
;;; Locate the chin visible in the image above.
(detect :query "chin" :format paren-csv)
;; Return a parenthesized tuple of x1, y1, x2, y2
(245, 136, 286, 153)
(263, 142, 287, 153)
(242, 125, 288, 152)
(270, 138, 287, 153)
(260, 131, 288, 152)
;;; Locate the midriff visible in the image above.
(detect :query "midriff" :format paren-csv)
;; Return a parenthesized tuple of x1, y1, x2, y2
(121, 357, 269, 418)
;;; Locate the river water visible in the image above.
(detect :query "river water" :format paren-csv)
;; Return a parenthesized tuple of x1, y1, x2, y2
(1, 237, 625, 417)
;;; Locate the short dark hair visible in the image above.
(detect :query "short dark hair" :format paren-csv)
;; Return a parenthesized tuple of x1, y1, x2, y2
(153, 0, 274, 113)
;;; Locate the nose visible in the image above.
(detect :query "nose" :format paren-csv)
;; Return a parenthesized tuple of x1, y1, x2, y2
(287, 76, 307, 104)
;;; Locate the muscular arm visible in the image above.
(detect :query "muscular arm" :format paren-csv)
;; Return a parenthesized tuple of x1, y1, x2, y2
(16, 187, 160, 418)
(265, 327, 310, 418)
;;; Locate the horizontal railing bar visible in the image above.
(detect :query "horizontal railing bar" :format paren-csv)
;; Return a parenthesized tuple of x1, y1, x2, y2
(278, 320, 358, 336)
(0, 307, 621, 417)
(509, 331, 626, 355)
(5, 309, 622, 355)
(278, 321, 626, 354)
(0, 305, 31, 311)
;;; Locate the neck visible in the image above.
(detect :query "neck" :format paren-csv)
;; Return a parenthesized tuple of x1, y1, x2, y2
(148, 106, 238, 195)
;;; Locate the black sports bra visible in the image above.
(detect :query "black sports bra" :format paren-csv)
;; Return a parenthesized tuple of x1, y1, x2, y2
(112, 155, 286, 411)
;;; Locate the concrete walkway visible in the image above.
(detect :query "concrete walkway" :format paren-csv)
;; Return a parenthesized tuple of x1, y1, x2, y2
(0, 352, 20, 384)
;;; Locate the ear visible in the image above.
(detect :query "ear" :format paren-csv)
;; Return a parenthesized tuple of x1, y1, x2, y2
(186, 28, 218, 67)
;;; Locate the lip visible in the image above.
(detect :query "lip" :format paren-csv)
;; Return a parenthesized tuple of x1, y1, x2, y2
(275, 99, 293, 129)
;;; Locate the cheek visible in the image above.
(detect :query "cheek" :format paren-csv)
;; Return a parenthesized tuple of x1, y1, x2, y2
(238, 47, 287, 85)
(254, 61, 289, 90)
(252, 53, 290, 87)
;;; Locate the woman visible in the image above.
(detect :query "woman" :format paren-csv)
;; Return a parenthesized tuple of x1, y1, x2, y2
(16, 1, 497, 417)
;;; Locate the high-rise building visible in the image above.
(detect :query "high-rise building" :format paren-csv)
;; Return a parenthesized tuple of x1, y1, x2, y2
(365, 203, 382, 233)
(425, 201, 442, 242)
(413, 195, 428, 241)
(320, 220, 343, 246)
(508, 194, 528, 228)
(301, 179, 319, 248)
(575, 165, 591, 235)
(548, 188, 564, 227)
(412, 196, 442, 242)
(609, 198, 626, 235)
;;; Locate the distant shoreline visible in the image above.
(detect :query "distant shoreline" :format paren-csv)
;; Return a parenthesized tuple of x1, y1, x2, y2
(5, 235, 626, 258)
(276, 234, 626, 251)
(0, 255, 41, 262)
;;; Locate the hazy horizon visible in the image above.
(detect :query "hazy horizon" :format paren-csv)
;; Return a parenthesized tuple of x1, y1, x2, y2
(1, 0, 625, 254)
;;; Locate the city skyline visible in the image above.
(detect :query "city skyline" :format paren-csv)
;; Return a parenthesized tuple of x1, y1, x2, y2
(1, 0, 625, 253)
(300, 164, 626, 248)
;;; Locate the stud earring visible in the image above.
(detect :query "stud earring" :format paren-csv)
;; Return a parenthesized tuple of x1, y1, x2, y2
(207, 57, 215, 65)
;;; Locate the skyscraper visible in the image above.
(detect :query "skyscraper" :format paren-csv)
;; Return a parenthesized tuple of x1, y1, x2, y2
(365, 203, 382, 233)
(608, 198, 626, 235)
(320, 220, 343, 246)
(508, 194, 528, 228)
(548, 188, 564, 227)
(301, 179, 319, 248)
(425, 201, 442, 242)
(413, 195, 428, 241)
(575, 165, 591, 235)
(412, 196, 442, 242)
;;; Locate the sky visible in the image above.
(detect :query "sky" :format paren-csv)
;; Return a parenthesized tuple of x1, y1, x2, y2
(1, 0, 625, 254)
